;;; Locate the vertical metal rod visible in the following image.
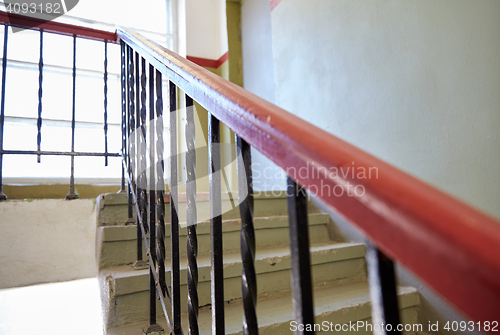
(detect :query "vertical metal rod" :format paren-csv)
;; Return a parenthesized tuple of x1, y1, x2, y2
(0, 25, 8, 201)
(140, 56, 152, 319)
(125, 45, 137, 226)
(66, 35, 78, 200)
(145, 61, 163, 333)
(122, 42, 129, 210)
(36, 30, 43, 163)
(186, 94, 199, 335)
(169, 80, 181, 334)
(155, 69, 167, 296)
(209, 113, 224, 335)
(136, 50, 149, 242)
(132, 50, 146, 269)
(140, 56, 148, 238)
(118, 42, 126, 194)
(286, 177, 314, 335)
(366, 242, 402, 335)
(103, 40, 108, 166)
(236, 136, 257, 335)
(120, 149, 126, 193)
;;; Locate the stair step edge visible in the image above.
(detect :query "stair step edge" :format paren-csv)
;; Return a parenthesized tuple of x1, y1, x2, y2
(100, 213, 330, 242)
(106, 283, 419, 335)
(103, 243, 366, 296)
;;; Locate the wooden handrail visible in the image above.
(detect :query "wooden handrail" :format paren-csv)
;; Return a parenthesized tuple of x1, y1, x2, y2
(0, 11, 118, 42)
(118, 27, 500, 324)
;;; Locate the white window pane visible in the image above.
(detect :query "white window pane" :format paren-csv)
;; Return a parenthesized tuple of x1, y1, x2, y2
(74, 156, 121, 180)
(42, 33, 74, 69)
(76, 38, 105, 73)
(4, 122, 37, 151)
(41, 71, 74, 121)
(4, 68, 39, 119)
(3, 155, 71, 179)
(6, 29, 39, 64)
(39, 124, 72, 152)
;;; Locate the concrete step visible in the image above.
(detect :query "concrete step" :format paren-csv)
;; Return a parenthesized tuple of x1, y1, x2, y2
(96, 191, 321, 226)
(97, 213, 332, 269)
(107, 282, 420, 335)
(100, 242, 367, 329)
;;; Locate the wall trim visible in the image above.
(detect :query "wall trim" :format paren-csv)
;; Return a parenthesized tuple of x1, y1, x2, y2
(186, 52, 229, 69)
(270, 0, 283, 11)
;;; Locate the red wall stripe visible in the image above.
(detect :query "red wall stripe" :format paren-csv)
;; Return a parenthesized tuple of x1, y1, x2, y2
(187, 51, 228, 69)
(270, 0, 283, 11)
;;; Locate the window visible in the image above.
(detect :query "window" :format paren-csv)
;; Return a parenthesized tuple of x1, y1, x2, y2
(0, 1, 176, 184)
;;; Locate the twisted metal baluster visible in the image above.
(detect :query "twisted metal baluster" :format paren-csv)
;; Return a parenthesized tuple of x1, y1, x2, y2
(146, 62, 163, 333)
(186, 94, 199, 335)
(236, 136, 257, 335)
(286, 178, 314, 335)
(124, 48, 134, 226)
(366, 242, 402, 335)
(120, 41, 126, 169)
(36, 30, 43, 163)
(209, 113, 224, 335)
(134, 51, 144, 235)
(169, 80, 181, 335)
(155, 69, 167, 296)
(127, 44, 135, 214)
(139, 57, 148, 234)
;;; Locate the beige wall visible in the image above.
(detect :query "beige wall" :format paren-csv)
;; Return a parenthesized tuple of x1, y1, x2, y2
(0, 199, 97, 289)
(185, 0, 228, 59)
(241, 0, 287, 192)
(270, 0, 500, 219)
(241, 0, 499, 331)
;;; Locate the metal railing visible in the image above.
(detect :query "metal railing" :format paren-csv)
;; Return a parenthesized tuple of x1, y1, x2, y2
(118, 26, 500, 335)
(0, 11, 122, 199)
(1, 11, 499, 335)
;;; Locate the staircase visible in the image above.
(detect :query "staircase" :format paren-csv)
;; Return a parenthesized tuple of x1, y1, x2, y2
(96, 192, 421, 335)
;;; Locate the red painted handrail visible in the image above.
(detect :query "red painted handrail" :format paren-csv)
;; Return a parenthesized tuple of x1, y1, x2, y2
(118, 27, 500, 325)
(0, 11, 118, 42)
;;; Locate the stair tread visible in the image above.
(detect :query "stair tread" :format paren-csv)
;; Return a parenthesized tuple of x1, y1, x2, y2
(108, 282, 419, 335)
(99, 213, 330, 242)
(102, 242, 365, 296)
(104, 241, 364, 278)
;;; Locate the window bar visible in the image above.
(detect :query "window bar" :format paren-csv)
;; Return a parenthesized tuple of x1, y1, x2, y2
(126, 45, 136, 226)
(118, 43, 126, 195)
(366, 242, 402, 335)
(118, 42, 126, 195)
(145, 61, 163, 334)
(0, 25, 8, 201)
(186, 94, 199, 335)
(119, 46, 127, 195)
(120, 148, 126, 193)
(209, 113, 224, 335)
(103, 40, 108, 167)
(36, 30, 43, 163)
(286, 177, 314, 334)
(169, 80, 181, 334)
(65, 35, 78, 200)
(236, 135, 257, 335)
(155, 69, 167, 296)
(121, 42, 129, 211)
